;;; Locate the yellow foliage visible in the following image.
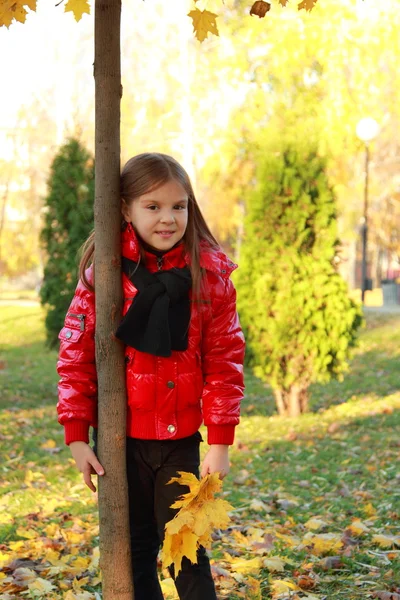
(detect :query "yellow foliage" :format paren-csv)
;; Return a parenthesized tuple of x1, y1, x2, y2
(229, 556, 262, 574)
(304, 517, 328, 531)
(245, 576, 262, 599)
(64, 0, 90, 22)
(263, 556, 286, 572)
(28, 577, 56, 595)
(41, 439, 57, 449)
(347, 519, 370, 536)
(187, 8, 219, 42)
(160, 577, 178, 599)
(298, 0, 319, 11)
(372, 534, 400, 548)
(0, 0, 36, 27)
(271, 579, 300, 597)
(363, 502, 377, 517)
(302, 532, 343, 556)
(16, 527, 37, 539)
(161, 471, 232, 574)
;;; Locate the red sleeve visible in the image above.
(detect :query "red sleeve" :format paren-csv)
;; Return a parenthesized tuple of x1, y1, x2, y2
(201, 278, 245, 445)
(56, 268, 98, 445)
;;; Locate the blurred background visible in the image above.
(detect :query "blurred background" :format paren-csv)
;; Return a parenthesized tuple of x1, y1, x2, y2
(0, 0, 399, 306)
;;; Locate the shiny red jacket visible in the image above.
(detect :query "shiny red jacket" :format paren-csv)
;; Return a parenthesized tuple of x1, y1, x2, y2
(57, 225, 245, 446)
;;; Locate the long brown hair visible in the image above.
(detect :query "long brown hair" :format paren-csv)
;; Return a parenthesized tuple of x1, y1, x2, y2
(79, 152, 219, 297)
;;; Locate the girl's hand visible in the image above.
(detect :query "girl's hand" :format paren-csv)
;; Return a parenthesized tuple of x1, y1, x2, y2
(69, 441, 105, 492)
(200, 445, 230, 479)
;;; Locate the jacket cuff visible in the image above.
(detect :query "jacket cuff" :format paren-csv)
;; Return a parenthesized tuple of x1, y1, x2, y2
(207, 424, 235, 445)
(64, 420, 90, 445)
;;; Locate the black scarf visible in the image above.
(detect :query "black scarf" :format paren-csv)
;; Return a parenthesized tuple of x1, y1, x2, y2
(115, 257, 192, 357)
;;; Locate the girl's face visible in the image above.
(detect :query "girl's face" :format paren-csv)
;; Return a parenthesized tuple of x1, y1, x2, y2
(122, 179, 189, 252)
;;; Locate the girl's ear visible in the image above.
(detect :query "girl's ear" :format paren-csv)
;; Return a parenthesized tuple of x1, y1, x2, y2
(121, 199, 131, 222)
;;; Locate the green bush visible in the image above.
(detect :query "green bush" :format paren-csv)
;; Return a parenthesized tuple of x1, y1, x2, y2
(40, 138, 94, 348)
(235, 142, 363, 416)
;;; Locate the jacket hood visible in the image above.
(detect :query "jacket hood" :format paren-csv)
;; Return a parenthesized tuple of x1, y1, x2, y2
(121, 223, 237, 278)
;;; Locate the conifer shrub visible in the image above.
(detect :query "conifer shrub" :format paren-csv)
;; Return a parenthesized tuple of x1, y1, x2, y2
(40, 138, 94, 348)
(235, 142, 363, 416)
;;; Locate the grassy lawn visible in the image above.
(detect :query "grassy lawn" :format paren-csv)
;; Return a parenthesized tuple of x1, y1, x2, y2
(0, 305, 400, 599)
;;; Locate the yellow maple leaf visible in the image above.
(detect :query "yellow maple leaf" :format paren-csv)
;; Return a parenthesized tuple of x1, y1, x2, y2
(347, 519, 369, 536)
(28, 577, 56, 595)
(372, 534, 400, 548)
(363, 502, 377, 517)
(0, 0, 36, 28)
(246, 576, 262, 600)
(302, 532, 343, 556)
(16, 527, 37, 539)
(304, 517, 328, 531)
(187, 8, 219, 43)
(64, 0, 90, 22)
(263, 555, 286, 572)
(298, 0, 319, 11)
(230, 556, 262, 574)
(160, 577, 177, 599)
(41, 439, 56, 449)
(162, 472, 232, 574)
(271, 579, 299, 597)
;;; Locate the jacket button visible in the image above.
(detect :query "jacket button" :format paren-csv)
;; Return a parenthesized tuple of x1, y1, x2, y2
(167, 425, 176, 433)
(167, 381, 175, 389)
(65, 330, 72, 339)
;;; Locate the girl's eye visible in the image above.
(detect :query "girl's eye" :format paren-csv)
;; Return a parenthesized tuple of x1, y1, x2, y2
(174, 205, 187, 210)
(147, 205, 158, 210)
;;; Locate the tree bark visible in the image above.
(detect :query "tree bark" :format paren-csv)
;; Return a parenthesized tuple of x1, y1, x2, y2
(94, 0, 134, 598)
(273, 386, 309, 417)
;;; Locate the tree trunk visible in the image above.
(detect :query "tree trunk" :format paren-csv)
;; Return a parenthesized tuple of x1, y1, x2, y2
(273, 386, 309, 417)
(94, 0, 134, 598)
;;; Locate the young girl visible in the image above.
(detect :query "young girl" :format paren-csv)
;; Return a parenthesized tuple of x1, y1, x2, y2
(57, 152, 245, 600)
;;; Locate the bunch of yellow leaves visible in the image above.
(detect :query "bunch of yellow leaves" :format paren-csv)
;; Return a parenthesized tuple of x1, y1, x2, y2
(161, 471, 233, 574)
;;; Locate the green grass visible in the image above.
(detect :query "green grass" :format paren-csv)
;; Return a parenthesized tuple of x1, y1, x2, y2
(0, 305, 400, 599)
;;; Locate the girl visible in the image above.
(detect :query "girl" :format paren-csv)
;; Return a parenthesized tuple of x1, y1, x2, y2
(57, 152, 245, 600)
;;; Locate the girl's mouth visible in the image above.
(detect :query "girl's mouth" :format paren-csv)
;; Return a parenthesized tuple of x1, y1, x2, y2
(156, 231, 175, 237)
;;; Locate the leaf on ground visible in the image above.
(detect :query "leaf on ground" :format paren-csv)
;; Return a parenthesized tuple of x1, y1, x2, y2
(302, 532, 343, 556)
(304, 517, 328, 531)
(229, 556, 262, 574)
(245, 576, 262, 599)
(263, 556, 286, 572)
(347, 519, 370, 536)
(372, 534, 400, 548)
(271, 579, 300, 597)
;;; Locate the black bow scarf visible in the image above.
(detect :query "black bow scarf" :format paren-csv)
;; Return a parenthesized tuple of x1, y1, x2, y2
(115, 257, 192, 357)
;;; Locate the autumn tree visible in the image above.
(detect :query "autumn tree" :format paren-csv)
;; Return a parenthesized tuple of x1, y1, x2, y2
(40, 138, 94, 347)
(235, 136, 363, 417)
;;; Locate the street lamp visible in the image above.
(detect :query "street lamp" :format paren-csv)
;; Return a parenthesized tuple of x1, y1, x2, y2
(356, 117, 379, 303)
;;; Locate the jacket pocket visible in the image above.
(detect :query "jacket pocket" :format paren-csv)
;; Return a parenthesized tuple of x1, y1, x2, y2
(65, 312, 86, 331)
(58, 326, 84, 343)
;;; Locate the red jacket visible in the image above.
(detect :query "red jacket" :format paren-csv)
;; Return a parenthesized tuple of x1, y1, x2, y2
(57, 225, 245, 446)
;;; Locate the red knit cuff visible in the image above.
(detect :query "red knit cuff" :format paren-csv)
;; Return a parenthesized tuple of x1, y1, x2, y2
(64, 421, 90, 445)
(207, 425, 235, 445)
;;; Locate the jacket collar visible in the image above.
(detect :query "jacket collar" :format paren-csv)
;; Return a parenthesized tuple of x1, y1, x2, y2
(121, 223, 237, 278)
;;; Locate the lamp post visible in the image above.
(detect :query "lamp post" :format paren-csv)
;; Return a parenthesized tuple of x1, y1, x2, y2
(356, 117, 379, 303)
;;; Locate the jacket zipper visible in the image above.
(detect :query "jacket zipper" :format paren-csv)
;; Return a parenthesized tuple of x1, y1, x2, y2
(67, 312, 86, 331)
(157, 256, 163, 271)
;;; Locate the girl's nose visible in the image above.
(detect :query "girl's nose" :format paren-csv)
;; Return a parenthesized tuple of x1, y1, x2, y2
(160, 213, 175, 224)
